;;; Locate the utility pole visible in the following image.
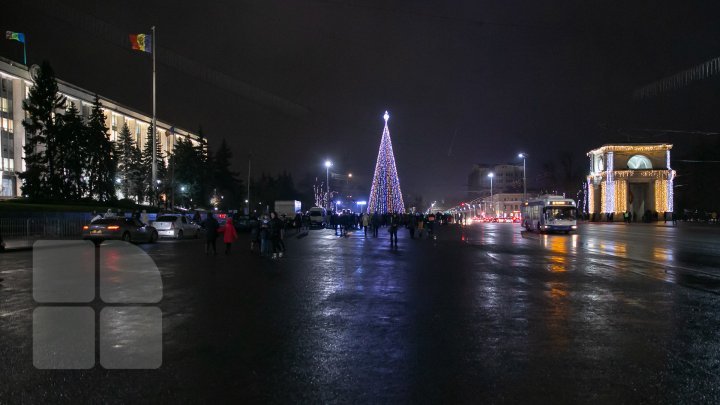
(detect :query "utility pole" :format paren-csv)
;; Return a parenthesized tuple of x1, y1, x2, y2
(247, 152, 251, 215)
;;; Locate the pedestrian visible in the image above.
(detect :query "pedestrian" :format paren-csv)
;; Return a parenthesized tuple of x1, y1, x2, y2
(427, 212, 437, 239)
(302, 213, 311, 233)
(140, 209, 149, 225)
(416, 215, 424, 238)
(260, 216, 271, 257)
(202, 212, 220, 255)
(294, 212, 302, 234)
(362, 213, 369, 237)
(408, 214, 416, 239)
(193, 210, 202, 224)
(372, 212, 380, 237)
(389, 213, 400, 247)
(250, 216, 260, 251)
(270, 212, 284, 259)
(220, 217, 238, 254)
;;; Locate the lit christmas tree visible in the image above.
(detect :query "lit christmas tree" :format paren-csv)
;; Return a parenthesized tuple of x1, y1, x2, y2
(368, 111, 405, 214)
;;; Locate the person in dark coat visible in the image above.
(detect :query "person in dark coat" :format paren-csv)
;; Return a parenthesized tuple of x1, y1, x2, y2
(389, 213, 400, 247)
(269, 212, 284, 259)
(372, 212, 380, 237)
(202, 212, 220, 255)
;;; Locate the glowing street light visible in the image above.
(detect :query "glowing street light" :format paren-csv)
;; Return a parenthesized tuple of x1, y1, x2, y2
(325, 160, 333, 211)
(518, 153, 528, 202)
(488, 172, 494, 216)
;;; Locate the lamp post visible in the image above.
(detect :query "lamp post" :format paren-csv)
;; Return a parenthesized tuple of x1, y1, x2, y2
(325, 160, 332, 211)
(488, 172, 494, 217)
(518, 153, 527, 202)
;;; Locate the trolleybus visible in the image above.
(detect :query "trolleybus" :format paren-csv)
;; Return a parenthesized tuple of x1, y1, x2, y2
(521, 195, 578, 234)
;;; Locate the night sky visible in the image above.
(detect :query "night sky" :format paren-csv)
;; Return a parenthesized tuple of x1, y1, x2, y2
(3, 1, 720, 204)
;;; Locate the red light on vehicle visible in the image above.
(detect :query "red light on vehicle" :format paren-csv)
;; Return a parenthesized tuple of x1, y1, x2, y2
(82, 225, 89, 230)
(107, 225, 120, 230)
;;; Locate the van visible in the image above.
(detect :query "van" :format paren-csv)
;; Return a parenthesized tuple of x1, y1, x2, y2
(308, 207, 326, 228)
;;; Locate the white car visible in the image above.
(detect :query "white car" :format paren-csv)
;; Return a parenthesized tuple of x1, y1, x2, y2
(152, 214, 200, 239)
(308, 207, 326, 228)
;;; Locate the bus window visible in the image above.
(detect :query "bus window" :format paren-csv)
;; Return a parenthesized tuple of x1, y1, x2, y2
(545, 207, 577, 220)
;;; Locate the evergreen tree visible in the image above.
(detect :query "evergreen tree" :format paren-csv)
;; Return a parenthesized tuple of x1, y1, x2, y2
(87, 95, 116, 201)
(142, 125, 167, 205)
(55, 102, 88, 199)
(115, 123, 137, 200)
(129, 144, 144, 202)
(170, 139, 210, 204)
(212, 138, 242, 208)
(20, 61, 66, 199)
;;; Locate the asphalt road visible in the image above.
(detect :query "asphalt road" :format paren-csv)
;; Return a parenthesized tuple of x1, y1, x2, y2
(1, 222, 720, 403)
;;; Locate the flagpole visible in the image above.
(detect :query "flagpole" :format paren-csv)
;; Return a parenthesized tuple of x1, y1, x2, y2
(151, 26, 157, 202)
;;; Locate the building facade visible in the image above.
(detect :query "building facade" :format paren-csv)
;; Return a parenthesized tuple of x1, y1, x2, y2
(586, 144, 675, 221)
(467, 163, 523, 200)
(0, 57, 202, 198)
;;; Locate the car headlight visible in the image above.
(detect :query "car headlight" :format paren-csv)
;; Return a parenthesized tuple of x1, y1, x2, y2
(571, 225, 577, 229)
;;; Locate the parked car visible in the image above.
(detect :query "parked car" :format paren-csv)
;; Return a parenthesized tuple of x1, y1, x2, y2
(308, 207, 326, 228)
(82, 217, 158, 243)
(152, 214, 201, 239)
(232, 215, 257, 232)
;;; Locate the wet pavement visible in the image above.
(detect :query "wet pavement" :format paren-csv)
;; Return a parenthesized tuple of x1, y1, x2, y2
(1, 222, 720, 403)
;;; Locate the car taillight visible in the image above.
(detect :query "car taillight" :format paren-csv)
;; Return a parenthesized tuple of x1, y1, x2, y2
(107, 225, 120, 230)
(82, 225, 89, 230)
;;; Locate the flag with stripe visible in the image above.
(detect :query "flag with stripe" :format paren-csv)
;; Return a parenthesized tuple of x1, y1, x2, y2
(5, 31, 25, 43)
(129, 33, 152, 53)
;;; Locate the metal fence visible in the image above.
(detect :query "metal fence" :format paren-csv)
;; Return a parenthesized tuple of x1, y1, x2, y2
(1, 217, 88, 249)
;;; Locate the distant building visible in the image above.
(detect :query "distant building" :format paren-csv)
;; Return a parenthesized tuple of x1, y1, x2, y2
(586, 144, 675, 221)
(467, 163, 523, 200)
(0, 57, 203, 198)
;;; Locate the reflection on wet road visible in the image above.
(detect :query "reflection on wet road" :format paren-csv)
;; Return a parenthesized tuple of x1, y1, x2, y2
(1, 224, 720, 402)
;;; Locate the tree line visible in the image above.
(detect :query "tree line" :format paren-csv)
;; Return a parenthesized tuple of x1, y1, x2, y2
(20, 61, 244, 209)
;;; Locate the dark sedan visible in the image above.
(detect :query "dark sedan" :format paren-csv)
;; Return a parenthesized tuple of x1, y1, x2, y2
(82, 217, 158, 243)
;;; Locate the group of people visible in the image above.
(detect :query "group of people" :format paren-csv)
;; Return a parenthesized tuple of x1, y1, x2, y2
(249, 212, 287, 259)
(200, 212, 239, 255)
(324, 210, 446, 247)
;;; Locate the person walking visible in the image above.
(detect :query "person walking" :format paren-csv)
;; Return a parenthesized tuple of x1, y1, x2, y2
(202, 212, 220, 255)
(389, 213, 400, 247)
(372, 212, 380, 237)
(427, 212, 436, 240)
(250, 216, 260, 251)
(220, 217, 238, 254)
(416, 214, 425, 239)
(362, 213, 369, 237)
(270, 212, 284, 259)
(260, 215, 271, 257)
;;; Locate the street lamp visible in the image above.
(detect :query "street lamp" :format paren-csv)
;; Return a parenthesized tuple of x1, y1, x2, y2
(518, 153, 528, 202)
(488, 172, 494, 217)
(325, 160, 333, 211)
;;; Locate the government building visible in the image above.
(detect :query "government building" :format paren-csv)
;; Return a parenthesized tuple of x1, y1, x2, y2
(586, 144, 675, 221)
(0, 57, 202, 198)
